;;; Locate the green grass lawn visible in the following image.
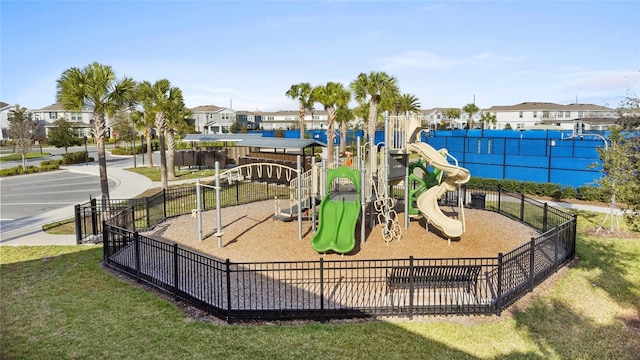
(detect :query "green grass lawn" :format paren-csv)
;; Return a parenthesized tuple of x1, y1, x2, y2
(0, 152, 51, 162)
(3, 210, 639, 359)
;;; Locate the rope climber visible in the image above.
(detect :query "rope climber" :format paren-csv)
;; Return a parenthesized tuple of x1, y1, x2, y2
(371, 178, 402, 244)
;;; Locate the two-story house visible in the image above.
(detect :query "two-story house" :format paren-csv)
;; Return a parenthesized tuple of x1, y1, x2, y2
(485, 102, 617, 130)
(190, 105, 237, 134)
(31, 104, 95, 137)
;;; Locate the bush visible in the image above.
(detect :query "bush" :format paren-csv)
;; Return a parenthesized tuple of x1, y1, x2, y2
(467, 177, 605, 202)
(61, 151, 90, 165)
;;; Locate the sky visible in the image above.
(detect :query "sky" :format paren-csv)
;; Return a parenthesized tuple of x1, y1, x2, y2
(1, 1, 639, 112)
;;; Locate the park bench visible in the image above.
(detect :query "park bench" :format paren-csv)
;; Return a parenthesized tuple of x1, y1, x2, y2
(386, 264, 481, 301)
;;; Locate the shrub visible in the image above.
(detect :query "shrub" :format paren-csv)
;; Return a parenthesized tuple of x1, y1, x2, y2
(61, 151, 90, 165)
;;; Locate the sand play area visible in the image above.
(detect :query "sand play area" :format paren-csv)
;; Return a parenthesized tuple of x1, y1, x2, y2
(143, 200, 540, 262)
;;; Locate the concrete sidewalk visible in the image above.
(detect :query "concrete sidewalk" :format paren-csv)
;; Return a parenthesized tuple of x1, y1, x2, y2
(1, 165, 153, 246)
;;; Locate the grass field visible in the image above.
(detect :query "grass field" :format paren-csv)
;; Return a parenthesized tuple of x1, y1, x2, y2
(5, 213, 639, 359)
(125, 167, 217, 182)
(0, 152, 51, 162)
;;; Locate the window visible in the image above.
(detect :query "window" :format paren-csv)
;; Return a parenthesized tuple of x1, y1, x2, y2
(266, 116, 274, 121)
(49, 112, 58, 120)
(565, 111, 570, 117)
(517, 123, 525, 129)
(487, 139, 492, 154)
(578, 111, 583, 117)
(71, 112, 81, 121)
(532, 111, 537, 118)
(557, 111, 563, 118)
(519, 111, 523, 118)
(542, 111, 550, 118)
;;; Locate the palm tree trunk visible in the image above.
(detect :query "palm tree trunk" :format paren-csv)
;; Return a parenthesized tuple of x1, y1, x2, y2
(155, 113, 168, 190)
(299, 102, 305, 139)
(95, 113, 110, 203)
(145, 126, 153, 168)
(326, 107, 336, 162)
(167, 128, 176, 180)
(339, 120, 347, 154)
(368, 99, 378, 177)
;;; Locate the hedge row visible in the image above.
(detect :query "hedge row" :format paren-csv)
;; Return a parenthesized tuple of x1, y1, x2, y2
(466, 177, 608, 202)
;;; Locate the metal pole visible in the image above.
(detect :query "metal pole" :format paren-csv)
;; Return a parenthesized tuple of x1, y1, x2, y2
(132, 138, 137, 168)
(84, 136, 88, 165)
(311, 156, 317, 233)
(215, 161, 223, 248)
(196, 179, 202, 241)
(297, 155, 302, 240)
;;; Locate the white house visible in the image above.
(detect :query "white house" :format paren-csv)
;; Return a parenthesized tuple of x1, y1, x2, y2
(190, 105, 237, 134)
(485, 102, 617, 130)
(0, 102, 19, 140)
(31, 103, 95, 137)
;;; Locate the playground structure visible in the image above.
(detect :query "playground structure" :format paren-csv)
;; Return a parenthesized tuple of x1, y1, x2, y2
(190, 112, 471, 254)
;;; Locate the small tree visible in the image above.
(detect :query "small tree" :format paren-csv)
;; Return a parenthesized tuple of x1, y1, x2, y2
(8, 105, 36, 170)
(596, 94, 640, 231)
(111, 110, 136, 148)
(48, 118, 80, 153)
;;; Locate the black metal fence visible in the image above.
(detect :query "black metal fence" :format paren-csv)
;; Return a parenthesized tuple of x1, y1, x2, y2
(100, 182, 577, 322)
(75, 180, 290, 244)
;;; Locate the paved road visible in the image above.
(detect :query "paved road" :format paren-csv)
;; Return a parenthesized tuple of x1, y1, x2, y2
(0, 171, 116, 227)
(0, 150, 157, 245)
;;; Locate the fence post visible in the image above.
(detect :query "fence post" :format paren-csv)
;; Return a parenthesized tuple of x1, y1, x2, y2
(173, 243, 179, 299)
(409, 256, 414, 320)
(145, 196, 150, 228)
(519, 193, 525, 222)
(225, 259, 232, 324)
(134, 231, 141, 281)
(91, 198, 98, 236)
(74, 204, 82, 244)
(571, 214, 578, 256)
(543, 203, 548, 232)
(163, 188, 167, 218)
(320, 258, 325, 323)
(102, 220, 108, 263)
(554, 227, 560, 272)
(496, 253, 503, 316)
(235, 180, 240, 205)
(529, 237, 535, 292)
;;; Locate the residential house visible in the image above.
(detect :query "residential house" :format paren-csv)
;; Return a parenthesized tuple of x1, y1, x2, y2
(190, 105, 236, 134)
(258, 109, 329, 130)
(485, 102, 617, 130)
(0, 102, 17, 140)
(31, 104, 95, 138)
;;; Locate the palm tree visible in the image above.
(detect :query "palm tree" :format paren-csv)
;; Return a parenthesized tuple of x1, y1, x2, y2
(138, 79, 182, 189)
(165, 97, 192, 179)
(285, 83, 314, 139)
(135, 84, 162, 168)
(397, 93, 421, 115)
(446, 108, 461, 130)
(335, 106, 355, 154)
(463, 103, 480, 129)
(350, 71, 400, 144)
(312, 82, 351, 161)
(479, 111, 497, 130)
(56, 62, 136, 202)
